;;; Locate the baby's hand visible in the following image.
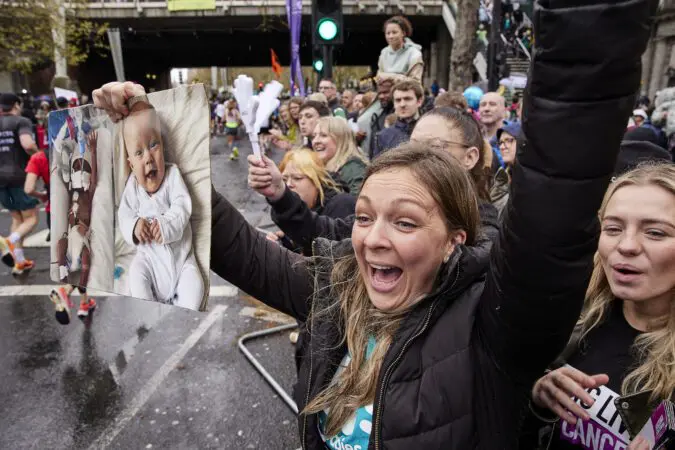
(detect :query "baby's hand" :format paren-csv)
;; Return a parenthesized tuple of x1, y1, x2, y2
(134, 219, 151, 245)
(150, 218, 163, 244)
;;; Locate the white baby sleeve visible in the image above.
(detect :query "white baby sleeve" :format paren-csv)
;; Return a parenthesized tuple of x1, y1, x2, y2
(118, 177, 141, 246)
(158, 166, 192, 245)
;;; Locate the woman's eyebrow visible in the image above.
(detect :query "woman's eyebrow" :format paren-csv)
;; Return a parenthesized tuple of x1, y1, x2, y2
(642, 218, 675, 229)
(603, 215, 675, 228)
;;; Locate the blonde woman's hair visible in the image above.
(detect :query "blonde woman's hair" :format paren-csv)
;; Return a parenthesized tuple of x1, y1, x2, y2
(303, 143, 480, 436)
(315, 116, 369, 173)
(278, 148, 341, 206)
(579, 162, 675, 402)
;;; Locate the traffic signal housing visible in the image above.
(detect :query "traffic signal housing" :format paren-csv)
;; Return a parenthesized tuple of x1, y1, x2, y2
(312, 0, 344, 45)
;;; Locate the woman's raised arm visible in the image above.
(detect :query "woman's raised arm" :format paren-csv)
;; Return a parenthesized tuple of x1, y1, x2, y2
(478, 0, 658, 382)
(210, 187, 314, 321)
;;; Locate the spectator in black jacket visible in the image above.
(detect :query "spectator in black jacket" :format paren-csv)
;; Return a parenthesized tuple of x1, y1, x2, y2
(367, 79, 394, 158)
(371, 80, 423, 159)
(93, 1, 656, 445)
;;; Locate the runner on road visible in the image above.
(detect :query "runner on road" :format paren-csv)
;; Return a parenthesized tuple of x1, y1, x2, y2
(0, 93, 39, 275)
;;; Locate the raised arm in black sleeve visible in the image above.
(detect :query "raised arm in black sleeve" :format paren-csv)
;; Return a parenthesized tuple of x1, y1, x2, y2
(269, 187, 355, 255)
(211, 186, 314, 321)
(477, 0, 657, 382)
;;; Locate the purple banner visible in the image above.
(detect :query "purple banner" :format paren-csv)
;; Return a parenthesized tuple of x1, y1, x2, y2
(286, 0, 305, 96)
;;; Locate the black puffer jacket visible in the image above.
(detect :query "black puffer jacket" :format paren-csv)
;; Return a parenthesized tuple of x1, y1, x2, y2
(210, 1, 654, 448)
(270, 183, 356, 254)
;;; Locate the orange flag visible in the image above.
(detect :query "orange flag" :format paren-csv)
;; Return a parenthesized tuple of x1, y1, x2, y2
(271, 49, 283, 78)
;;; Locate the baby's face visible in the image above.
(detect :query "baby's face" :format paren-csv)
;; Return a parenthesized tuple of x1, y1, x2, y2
(124, 109, 165, 194)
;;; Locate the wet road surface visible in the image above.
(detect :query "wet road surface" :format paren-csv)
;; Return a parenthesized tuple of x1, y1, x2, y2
(0, 136, 302, 449)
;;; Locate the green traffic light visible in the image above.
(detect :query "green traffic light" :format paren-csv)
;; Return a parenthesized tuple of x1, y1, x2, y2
(317, 18, 338, 41)
(313, 60, 324, 72)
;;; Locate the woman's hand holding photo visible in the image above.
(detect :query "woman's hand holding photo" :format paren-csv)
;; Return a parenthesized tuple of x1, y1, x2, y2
(93, 82, 146, 123)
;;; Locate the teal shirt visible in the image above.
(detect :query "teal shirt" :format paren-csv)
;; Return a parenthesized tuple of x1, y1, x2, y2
(319, 336, 377, 450)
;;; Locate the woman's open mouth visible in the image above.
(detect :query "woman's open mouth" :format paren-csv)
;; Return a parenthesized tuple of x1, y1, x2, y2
(612, 264, 643, 283)
(369, 263, 403, 293)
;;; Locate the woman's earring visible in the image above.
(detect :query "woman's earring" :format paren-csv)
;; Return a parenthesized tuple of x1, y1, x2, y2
(443, 254, 450, 263)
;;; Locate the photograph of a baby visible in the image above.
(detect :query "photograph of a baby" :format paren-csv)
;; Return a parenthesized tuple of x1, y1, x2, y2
(50, 85, 211, 314)
(118, 99, 203, 309)
(112, 86, 211, 311)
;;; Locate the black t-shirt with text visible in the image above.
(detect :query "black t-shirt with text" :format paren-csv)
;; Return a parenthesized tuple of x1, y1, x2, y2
(548, 302, 642, 450)
(0, 115, 33, 187)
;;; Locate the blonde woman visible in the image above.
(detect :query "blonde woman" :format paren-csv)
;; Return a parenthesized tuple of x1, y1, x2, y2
(312, 117, 368, 195)
(523, 163, 675, 450)
(266, 148, 356, 254)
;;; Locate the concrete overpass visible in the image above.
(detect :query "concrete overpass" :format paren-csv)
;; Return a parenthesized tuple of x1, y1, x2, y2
(69, 0, 477, 93)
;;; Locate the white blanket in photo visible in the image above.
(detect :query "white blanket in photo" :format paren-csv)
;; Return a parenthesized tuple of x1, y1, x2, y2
(113, 84, 212, 311)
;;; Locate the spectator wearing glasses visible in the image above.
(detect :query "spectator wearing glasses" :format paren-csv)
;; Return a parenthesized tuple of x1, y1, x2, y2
(490, 122, 519, 220)
(318, 79, 347, 119)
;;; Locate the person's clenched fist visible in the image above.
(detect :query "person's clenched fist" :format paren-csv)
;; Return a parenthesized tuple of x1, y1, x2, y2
(92, 81, 147, 123)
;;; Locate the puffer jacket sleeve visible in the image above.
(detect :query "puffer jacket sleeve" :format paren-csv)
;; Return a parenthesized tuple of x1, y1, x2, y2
(211, 186, 313, 321)
(269, 186, 356, 255)
(476, 0, 657, 383)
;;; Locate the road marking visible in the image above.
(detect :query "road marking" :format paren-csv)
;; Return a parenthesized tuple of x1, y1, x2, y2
(0, 284, 238, 297)
(108, 307, 172, 385)
(239, 306, 294, 324)
(88, 304, 228, 450)
(0, 207, 46, 213)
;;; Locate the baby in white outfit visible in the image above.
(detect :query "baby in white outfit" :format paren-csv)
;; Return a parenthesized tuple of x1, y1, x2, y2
(117, 99, 204, 310)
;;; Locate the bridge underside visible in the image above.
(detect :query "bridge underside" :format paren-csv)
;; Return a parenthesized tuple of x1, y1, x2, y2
(74, 14, 445, 93)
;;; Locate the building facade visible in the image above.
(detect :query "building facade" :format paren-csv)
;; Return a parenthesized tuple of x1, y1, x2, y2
(642, 0, 675, 101)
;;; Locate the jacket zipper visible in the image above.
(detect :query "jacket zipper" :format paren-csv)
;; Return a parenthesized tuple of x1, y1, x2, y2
(372, 264, 461, 450)
(302, 240, 320, 450)
(301, 340, 314, 450)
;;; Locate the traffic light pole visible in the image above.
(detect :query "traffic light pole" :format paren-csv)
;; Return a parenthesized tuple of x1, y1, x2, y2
(323, 45, 333, 79)
(488, 0, 502, 92)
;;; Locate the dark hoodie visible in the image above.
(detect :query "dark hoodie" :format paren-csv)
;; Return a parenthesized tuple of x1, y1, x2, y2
(372, 117, 417, 159)
(614, 127, 672, 176)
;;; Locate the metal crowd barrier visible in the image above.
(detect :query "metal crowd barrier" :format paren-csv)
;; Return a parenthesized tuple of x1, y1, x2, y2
(238, 323, 299, 414)
(237, 226, 298, 414)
